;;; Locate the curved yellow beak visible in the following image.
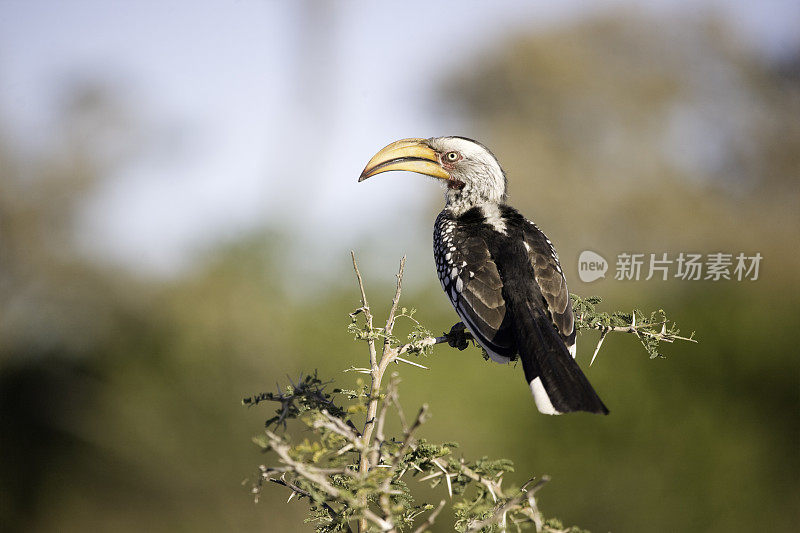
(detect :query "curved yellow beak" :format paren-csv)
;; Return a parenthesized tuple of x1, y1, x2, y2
(359, 138, 451, 182)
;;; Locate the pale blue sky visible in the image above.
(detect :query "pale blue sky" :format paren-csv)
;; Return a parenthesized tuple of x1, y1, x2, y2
(1, 0, 797, 276)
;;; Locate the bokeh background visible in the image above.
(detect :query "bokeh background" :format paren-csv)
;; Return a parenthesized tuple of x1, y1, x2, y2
(1, 1, 798, 531)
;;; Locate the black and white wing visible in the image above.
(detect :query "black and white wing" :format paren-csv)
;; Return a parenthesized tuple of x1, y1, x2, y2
(433, 213, 515, 363)
(522, 220, 576, 357)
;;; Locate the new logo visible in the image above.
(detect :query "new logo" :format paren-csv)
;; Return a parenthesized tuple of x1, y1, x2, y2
(578, 250, 608, 282)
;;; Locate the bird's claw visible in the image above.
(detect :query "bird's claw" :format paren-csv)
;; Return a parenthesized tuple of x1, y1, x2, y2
(445, 322, 472, 351)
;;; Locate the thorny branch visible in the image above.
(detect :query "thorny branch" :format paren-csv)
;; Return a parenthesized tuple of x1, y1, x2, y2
(464, 477, 551, 533)
(247, 254, 695, 532)
(268, 475, 352, 532)
(571, 294, 697, 366)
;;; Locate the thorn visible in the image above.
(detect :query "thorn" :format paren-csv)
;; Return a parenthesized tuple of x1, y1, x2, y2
(434, 461, 452, 499)
(487, 483, 497, 503)
(395, 356, 429, 369)
(590, 329, 608, 366)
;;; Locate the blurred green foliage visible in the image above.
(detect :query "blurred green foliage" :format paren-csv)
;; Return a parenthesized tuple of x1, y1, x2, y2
(1, 11, 798, 533)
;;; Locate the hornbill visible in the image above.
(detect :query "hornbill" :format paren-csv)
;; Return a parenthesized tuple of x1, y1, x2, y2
(359, 137, 608, 415)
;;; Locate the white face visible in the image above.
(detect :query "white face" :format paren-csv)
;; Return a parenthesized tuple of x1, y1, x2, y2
(426, 136, 507, 207)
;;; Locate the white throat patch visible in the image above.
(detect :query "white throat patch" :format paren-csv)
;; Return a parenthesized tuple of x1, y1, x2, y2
(481, 204, 507, 234)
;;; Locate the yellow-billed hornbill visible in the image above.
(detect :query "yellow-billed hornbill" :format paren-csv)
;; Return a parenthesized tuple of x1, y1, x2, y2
(359, 137, 608, 415)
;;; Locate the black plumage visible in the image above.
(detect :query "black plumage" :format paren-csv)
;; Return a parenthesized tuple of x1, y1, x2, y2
(434, 205, 608, 415)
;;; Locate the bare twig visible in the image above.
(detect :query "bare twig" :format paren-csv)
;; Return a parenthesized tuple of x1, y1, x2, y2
(383, 256, 407, 352)
(351, 251, 378, 369)
(411, 500, 447, 533)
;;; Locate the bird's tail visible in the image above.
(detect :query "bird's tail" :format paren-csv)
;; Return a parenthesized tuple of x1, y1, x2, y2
(510, 297, 608, 415)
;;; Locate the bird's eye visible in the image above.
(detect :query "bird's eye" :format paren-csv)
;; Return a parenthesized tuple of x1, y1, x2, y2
(445, 151, 460, 162)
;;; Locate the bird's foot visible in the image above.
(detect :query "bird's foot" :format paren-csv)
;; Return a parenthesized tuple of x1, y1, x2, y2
(445, 322, 473, 351)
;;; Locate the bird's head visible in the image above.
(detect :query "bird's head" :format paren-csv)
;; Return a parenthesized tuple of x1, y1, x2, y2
(359, 136, 507, 212)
